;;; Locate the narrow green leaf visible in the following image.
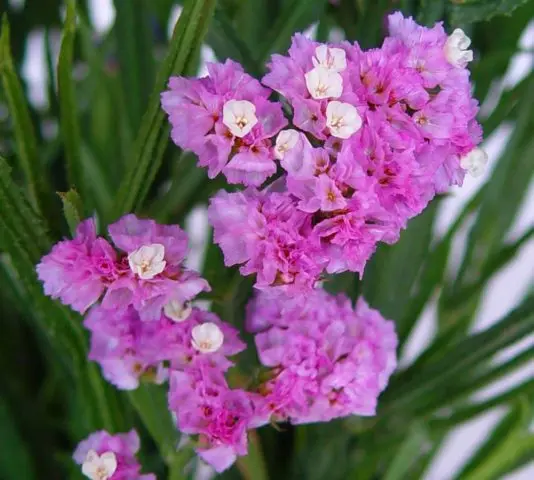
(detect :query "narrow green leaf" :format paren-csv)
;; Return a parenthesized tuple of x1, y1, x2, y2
(58, 188, 83, 235)
(113, 0, 155, 134)
(113, 0, 217, 219)
(450, 0, 531, 25)
(383, 423, 429, 480)
(0, 15, 54, 220)
(57, 0, 85, 201)
(128, 384, 179, 465)
(458, 397, 531, 478)
(383, 295, 534, 412)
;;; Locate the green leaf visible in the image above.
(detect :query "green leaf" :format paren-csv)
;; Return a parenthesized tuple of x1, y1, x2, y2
(128, 384, 179, 465)
(458, 397, 531, 478)
(113, 0, 217, 219)
(57, 0, 85, 202)
(113, 0, 155, 134)
(449, 0, 532, 25)
(417, 0, 445, 25)
(383, 295, 534, 412)
(383, 423, 429, 480)
(58, 188, 83, 235)
(236, 432, 269, 480)
(0, 15, 55, 222)
(258, 0, 328, 61)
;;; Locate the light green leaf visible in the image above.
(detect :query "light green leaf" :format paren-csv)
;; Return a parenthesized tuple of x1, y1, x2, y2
(113, 0, 217, 219)
(58, 188, 83, 235)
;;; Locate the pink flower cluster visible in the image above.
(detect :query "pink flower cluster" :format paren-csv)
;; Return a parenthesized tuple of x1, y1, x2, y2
(162, 13, 484, 291)
(246, 289, 397, 424)
(37, 215, 209, 320)
(73, 429, 155, 479)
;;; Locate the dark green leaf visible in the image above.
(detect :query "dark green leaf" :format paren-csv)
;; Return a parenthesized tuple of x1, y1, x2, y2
(113, 0, 217, 219)
(57, 0, 85, 202)
(450, 0, 532, 25)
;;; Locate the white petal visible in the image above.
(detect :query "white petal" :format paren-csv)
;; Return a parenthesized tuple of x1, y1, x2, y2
(100, 452, 117, 477)
(461, 147, 488, 178)
(128, 243, 167, 279)
(326, 101, 362, 139)
(305, 67, 343, 100)
(312, 45, 347, 72)
(191, 322, 224, 353)
(274, 129, 299, 160)
(444, 28, 473, 68)
(222, 99, 258, 138)
(164, 300, 192, 322)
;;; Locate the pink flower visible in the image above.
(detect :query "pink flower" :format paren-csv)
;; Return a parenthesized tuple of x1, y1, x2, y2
(161, 60, 286, 186)
(247, 290, 397, 424)
(73, 429, 155, 480)
(37, 219, 115, 313)
(85, 306, 245, 390)
(168, 367, 253, 472)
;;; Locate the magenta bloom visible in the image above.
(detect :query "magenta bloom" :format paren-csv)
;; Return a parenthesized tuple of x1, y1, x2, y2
(247, 289, 397, 424)
(169, 367, 253, 472)
(161, 60, 287, 186)
(37, 219, 117, 313)
(37, 214, 210, 321)
(209, 188, 327, 292)
(73, 429, 155, 479)
(85, 305, 245, 390)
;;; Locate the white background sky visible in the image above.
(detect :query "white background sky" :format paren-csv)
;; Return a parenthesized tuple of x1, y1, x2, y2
(13, 0, 534, 478)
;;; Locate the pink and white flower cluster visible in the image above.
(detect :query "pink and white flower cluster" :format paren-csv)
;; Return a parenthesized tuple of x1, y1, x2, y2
(162, 13, 486, 292)
(73, 430, 155, 480)
(246, 289, 397, 425)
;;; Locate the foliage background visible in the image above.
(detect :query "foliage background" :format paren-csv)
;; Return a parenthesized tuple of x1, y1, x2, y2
(0, 0, 533, 479)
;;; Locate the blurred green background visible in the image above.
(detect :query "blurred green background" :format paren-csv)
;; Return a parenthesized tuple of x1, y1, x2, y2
(0, 0, 533, 479)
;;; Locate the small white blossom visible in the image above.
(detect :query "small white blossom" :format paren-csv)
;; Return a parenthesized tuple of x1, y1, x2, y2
(128, 244, 166, 280)
(305, 67, 343, 100)
(274, 129, 299, 160)
(164, 300, 192, 322)
(444, 28, 473, 68)
(460, 147, 488, 177)
(82, 450, 117, 480)
(312, 45, 347, 72)
(326, 101, 362, 139)
(191, 322, 224, 353)
(222, 99, 258, 137)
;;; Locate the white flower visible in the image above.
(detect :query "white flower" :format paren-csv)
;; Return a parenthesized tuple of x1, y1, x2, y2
(274, 129, 299, 160)
(82, 450, 117, 480)
(191, 322, 224, 353)
(305, 67, 343, 100)
(164, 300, 192, 322)
(444, 28, 473, 68)
(128, 243, 166, 280)
(222, 99, 258, 137)
(460, 147, 488, 177)
(312, 45, 347, 72)
(326, 101, 362, 139)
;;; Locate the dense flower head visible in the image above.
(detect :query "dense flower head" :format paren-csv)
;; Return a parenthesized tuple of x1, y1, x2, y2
(85, 305, 246, 390)
(169, 367, 254, 473)
(246, 289, 397, 424)
(73, 430, 155, 480)
(37, 215, 210, 319)
(164, 12, 484, 292)
(161, 59, 287, 186)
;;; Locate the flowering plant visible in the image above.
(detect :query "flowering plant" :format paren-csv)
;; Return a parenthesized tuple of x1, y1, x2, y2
(1, 1, 533, 479)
